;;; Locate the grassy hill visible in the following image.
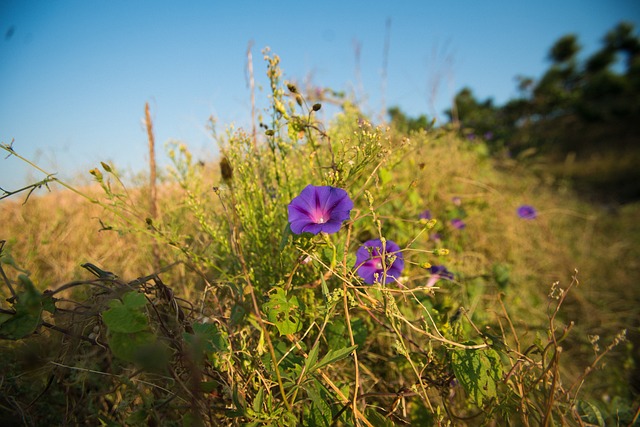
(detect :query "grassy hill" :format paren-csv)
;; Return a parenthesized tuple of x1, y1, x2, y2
(1, 71, 639, 424)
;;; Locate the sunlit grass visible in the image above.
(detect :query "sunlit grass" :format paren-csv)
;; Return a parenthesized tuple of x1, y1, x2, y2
(1, 53, 638, 425)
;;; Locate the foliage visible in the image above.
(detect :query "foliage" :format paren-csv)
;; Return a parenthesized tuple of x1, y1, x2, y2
(387, 106, 434, 134)
(0, 50, 638, 426)
(443, 22, 640, 202)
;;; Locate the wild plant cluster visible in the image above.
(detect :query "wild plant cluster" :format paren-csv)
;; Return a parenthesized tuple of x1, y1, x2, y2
(0, 51, 634, 426)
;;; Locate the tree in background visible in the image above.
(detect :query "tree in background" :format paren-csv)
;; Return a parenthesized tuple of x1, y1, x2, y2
(435, 22, 640, 202)
(387, 106, 433, 134)
(446, 22, 639, 157)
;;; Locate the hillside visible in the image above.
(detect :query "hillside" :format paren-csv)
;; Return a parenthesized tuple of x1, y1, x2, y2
(1, 79, 639, 424)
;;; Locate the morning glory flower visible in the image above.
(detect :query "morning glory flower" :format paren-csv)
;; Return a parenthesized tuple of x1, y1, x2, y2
(517, 205, 537, 220)
(426, 265, 454, 288)
(288, 185, 354, 235)
(450, 218, 466, 230)
(419, 209, 432, 220)
(355, 239, 404, 285)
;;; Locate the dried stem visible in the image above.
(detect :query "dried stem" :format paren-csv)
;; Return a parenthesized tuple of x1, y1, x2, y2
(145, 102, 160, 270)
(341, 223, 362, 419)
(246, 40, 257, 149)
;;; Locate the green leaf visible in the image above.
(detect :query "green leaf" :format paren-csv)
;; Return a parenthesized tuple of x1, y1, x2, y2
(279, 223, 293, 252)
(192, 322, 228, 350)
(533, 332, 545, 353)
(268, 339, 304, 371)
(252, 387, 264, 414)
(125, 409, 148, 425)
(314, 344, 358, 372)
(121, 291, 147, 309)
(263, 287, 302, 336)
(305, 379, 333, 427)
(230, 303, 246, 326)
(102, 292, 149, 333)
(231, 383, 247, 415)
(320, 276, 329, 303)
(0, 252, 30, 274)
(305, 342, 320, 374)
(576, 400, 605, 426)
(327, 319, 368, 349)
(42, 292, 57, 314)
(408, 189, 421, 207)
(0, 275, 43, 340)
(451, 346, 503, 406)
(108, 330, 156, 362)
(199, 381, 219, 393)
(0, 312, 12, 326)
(379, 168, 392, 185)
(492, 263, 511, 289)
(364, 407, 395, 427)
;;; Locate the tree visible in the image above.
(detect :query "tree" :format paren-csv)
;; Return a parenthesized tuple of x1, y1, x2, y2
(445, 22, 640, 201)
(387, 106, 433, 134)
(449, 21, 640, 155)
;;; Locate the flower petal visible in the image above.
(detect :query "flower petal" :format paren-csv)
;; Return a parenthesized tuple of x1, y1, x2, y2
(517, 205, 537, 219)
(354, 239, 404, 285)
(288, 185, 353, 235)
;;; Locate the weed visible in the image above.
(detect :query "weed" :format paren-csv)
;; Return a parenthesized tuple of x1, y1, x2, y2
(1, 52, 638, 426)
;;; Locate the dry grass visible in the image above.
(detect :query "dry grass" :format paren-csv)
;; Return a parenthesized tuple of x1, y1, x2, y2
(1, 187, 153, 291)
(393, 130, 640, 393)
(1, 129, 638, 407)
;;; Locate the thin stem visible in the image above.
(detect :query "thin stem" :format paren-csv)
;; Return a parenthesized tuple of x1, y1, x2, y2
(49, 361, 187, 402)
(0, 144, 98, 202)
(145, 102, 160, 271)
(246, 40, 257, 149)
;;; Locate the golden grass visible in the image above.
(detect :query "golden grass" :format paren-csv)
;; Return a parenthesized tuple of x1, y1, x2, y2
(0, 185, 154, 292)
(395, 131, 640, 392)
(1, 130, 638, 400)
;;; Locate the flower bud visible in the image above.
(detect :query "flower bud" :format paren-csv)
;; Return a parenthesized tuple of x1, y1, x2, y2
(101, 161, 112, 173)
(220, 156, 233, 182)
(89, 168, 103, 182)
(274, 99, 287, 116)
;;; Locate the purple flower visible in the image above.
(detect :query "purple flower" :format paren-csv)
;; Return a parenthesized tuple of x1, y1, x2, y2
(355, 239, 404, 285)
(419, 209, 432, 220)
(426, 265, 454, 288)
(450, 218, 466, 230)
(430, 232, 442, 242)
(516, 205, 537, 220)
(288, 185, 353, 234)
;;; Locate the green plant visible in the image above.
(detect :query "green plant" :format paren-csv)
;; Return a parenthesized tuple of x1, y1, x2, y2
(0, 50, 636, 426)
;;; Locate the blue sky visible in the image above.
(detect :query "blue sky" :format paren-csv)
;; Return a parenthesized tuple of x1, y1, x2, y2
(1, 1, 638, 191)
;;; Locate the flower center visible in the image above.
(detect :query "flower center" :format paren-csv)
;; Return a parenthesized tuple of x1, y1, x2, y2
(311, 209, 327, 224)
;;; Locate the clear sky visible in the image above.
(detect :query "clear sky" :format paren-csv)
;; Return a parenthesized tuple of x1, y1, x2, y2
(1, 1, 638, 191)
